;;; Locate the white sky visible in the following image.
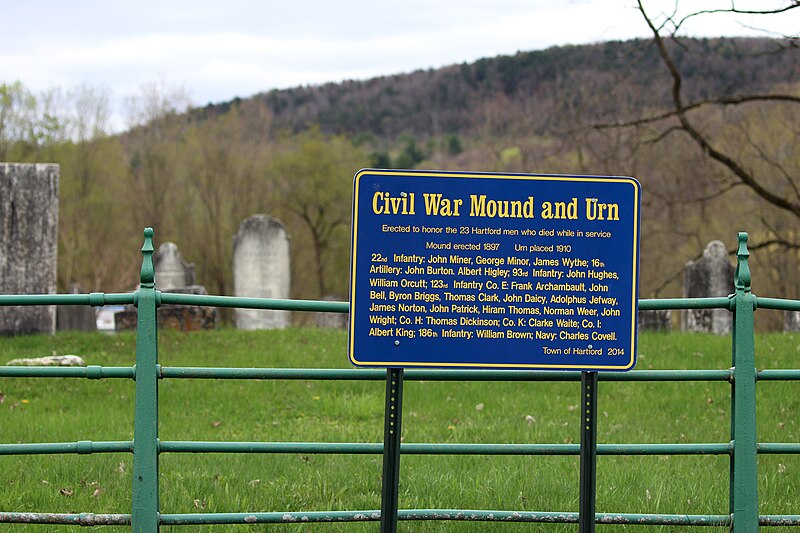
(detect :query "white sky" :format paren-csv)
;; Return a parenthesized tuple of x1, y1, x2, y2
(2, 0, 797, 129)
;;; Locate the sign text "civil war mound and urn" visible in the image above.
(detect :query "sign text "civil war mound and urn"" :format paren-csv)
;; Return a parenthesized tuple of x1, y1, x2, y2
(349, 170, 641, 371)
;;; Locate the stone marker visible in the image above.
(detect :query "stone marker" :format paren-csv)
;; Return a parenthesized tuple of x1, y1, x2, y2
(115, 243, 217, 332)
(785, 312, 800, 332)
(0, 163, 59, 335)
(6, 355, 85, 366)
(153, 244, 214, 331)
(233, 215, 291, 329)
(57, 283, 97, 332)
(683, 241, 734, 334)
(316, 295, 349, 328)
(154, 242, 195, 291)
(114, 286, 218, 332)
(158, 285, 219, 331)
(638, 309, 671, 332)
(96, 305, 123, 331)
(112, 307, 137, 332)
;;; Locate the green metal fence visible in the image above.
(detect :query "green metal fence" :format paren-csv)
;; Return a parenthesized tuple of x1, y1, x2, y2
(1, 228, 799, 532)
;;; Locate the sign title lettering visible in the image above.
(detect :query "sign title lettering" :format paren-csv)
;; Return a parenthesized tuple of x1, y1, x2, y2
(372, 192, 620, 221)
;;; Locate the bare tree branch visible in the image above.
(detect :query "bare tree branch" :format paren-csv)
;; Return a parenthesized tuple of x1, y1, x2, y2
(668, 1, 800, 35)
(737, 238, 800, 252)
(590, 94, 800, 132)
(668, 181, 746, 206)
(650, 265, 686, 298)
(742, 129, 800, 203)
(637, 0, 800, 219)
(642, 124, 682, 144)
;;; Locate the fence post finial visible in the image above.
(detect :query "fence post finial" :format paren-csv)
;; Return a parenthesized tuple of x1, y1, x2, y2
(735, 232, 751, 293)
(140, 227, 155, 289)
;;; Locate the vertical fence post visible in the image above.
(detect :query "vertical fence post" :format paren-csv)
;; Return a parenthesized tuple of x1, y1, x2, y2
(381, 368, 404, 533)
(731, 232, 758, 532)
(132, 228, 160, 532)
(579, 371, 598, 533)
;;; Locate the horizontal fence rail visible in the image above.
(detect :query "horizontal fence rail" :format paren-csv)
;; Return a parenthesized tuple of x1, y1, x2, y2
(1, 229, 799, 532)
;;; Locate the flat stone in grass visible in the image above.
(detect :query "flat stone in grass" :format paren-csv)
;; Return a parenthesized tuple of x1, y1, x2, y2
(6, 355, 85, 366)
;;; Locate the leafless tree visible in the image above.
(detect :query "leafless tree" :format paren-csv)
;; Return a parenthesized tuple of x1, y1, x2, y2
(605, 1, 799, 224)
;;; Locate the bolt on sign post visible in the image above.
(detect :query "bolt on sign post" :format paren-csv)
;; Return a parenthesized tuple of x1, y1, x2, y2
(349, 169, 641, 532)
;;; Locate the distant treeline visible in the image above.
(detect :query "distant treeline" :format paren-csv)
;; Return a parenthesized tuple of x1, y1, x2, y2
(200, 38, 799, 140)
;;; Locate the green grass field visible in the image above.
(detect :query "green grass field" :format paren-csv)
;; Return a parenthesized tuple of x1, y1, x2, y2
(1, 328, 799, 531)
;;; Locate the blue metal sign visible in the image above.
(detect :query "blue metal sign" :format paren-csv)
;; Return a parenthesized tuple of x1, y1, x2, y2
(349, 169, 641, 371)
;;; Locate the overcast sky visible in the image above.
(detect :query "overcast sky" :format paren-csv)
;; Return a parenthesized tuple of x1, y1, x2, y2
(3, 0, 797, 129)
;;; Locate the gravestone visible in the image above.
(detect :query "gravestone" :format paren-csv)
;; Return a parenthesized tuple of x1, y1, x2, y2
(116, 243, 214, 332)
(233, 215, 291, 329)
(154, 244, 215, 331)
(316, 295, 349, 329)
(113, 286, 219, 332)
(154, 242, 195, 291)
(0, 163, 59, 335)
(638, 309, 671, 332)
(158, 285, 219, 331)
(112, 306, 137, 331)
(57, 283, 96, 332)
(683, 240, 734, 334)
(784, 312, 800, 332)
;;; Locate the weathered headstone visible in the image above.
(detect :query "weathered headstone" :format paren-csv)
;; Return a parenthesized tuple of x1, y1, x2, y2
(683, 240, 734, 334)
(114, 287, 218, 332)
(784, 311, 800, 332)
(0, 163, 59, 335)
(115, 244, 217, 332)
(154, 242, 195, 291)
(96, 305, 124, 331)
(316, 295, 349, 329)
(112, 307, 137, 332)
(57, 283, 97, 332)
(233, 215, 291, 329)
(158, 285, 218, 331)
(638, 309, 671, 332)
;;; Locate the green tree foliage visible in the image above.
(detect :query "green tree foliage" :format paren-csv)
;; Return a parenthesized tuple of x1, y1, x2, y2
(394, 135, 425, 169)
(57, 136, 132, 291)
(369, 150, 392, 168)
(0, 82, 66, 161)
(445, 134, 463, 156)
(178, 99, 275, 296)
(0, 81, 36, 160)
(122, 81, 192, 236)
(270, 127, 369, 298)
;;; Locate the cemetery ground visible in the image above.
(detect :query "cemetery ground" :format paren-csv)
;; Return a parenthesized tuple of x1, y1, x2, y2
(0, 328, 798, 532)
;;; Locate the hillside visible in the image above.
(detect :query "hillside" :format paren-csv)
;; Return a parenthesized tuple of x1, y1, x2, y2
(202, 37, 799, 140)
(4, 36, 798, 323)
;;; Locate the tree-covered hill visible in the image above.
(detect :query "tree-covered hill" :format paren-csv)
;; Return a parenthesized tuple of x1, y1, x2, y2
(201, 37, 798, 140)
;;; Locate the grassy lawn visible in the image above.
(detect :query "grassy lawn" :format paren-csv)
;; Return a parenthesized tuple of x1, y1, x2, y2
(0, 328, 799, 531)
